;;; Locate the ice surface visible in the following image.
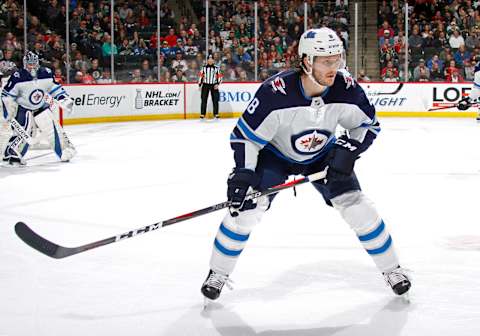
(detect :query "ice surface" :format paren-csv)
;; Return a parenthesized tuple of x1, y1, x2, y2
(1, 118, 479, 336)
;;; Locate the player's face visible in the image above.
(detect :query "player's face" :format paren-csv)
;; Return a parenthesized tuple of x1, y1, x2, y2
(311, 54, 342, 86)
(25, 63, 37, 72)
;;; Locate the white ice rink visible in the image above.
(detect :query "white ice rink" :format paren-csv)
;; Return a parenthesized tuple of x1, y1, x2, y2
(1, 117, 480, 336)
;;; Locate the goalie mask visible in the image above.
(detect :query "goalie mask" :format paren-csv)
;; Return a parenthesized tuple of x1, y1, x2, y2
(23, 51, 40, 78)
(298, 28, 345, 87)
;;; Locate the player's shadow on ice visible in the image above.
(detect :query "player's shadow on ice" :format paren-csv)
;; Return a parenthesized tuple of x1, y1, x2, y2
(198, 261, 412, 336)
(203, 297, 410, 336)
(0, 161, 63, 178)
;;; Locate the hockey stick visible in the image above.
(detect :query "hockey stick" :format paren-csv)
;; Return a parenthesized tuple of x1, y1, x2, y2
(10, 118, 37, 145)
(376, 83, 404, 95)
(15, 169, 328, 259)
(428, 102, 479, 111)
(427, 104, 459, 111)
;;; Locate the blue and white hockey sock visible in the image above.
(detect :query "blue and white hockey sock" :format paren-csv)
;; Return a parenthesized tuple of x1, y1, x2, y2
(331, 191, 400, 273)
(209, 196, 269, 275)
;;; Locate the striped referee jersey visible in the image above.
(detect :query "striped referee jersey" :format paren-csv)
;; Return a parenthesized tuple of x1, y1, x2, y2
(198, 64, 223, 85)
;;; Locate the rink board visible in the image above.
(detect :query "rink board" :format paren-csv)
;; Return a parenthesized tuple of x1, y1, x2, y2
(62, 82, 477, 125)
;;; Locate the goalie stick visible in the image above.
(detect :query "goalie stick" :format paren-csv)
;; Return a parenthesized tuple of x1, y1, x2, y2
(15, 169, 328, 259)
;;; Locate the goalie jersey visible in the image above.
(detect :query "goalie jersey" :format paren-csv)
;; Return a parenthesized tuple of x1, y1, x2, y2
(1, 67, 67, 118)
(230, 69, 380, 170)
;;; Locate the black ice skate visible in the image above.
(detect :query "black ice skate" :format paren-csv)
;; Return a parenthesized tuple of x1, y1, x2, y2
(201, 270, 232, 301)
(2, 157, 26, 167)
(383, 266, 411, 296)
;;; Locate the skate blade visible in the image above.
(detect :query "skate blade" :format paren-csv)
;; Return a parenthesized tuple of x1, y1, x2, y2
(399, 291, 411, 303)
(203, 297, 212, 310)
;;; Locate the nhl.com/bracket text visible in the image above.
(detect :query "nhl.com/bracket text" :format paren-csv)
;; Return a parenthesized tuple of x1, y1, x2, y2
(135, 89, 181, 109)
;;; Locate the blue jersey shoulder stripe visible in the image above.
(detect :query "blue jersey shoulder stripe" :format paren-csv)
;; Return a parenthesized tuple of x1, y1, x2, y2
(49, 85, 62, 95)
(237, 118, 268, 146)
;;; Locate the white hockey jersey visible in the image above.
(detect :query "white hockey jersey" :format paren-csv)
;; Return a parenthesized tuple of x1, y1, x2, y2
(230, 70, 380, 170)
(470, 62, 480, 102)
(1, 67, 68, 117)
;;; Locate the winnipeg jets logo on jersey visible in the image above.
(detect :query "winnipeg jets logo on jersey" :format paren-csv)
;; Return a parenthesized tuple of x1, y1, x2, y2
(29, 89, 45, 105)
(292, 129, 330, 155)
(271, 76, 287, 95)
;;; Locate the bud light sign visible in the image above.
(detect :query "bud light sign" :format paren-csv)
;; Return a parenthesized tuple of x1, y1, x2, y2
(219, 91, 253, 103)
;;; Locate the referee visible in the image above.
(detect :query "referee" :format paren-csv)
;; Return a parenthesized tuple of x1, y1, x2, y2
(199, 54, 223, 119)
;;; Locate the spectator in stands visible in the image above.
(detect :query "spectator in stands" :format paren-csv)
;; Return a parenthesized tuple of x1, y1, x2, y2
(383, 68, 399, 82)
(102, 34, 118, 58)
(417, 67, 430, 82)
(80, 64, 95, 84)
(184, 38, 199, 60)
(465, 28, 480, 50)
(377, 21, 394, 38)
(172, 68, 186, 82)
(427, 55, 444, 73)
(433, 31, 449, 49)
(448, 69, 464, 82)
(140, 59, 154, 82)
(454, 45, 471, 66)
(357, 69, 371, 82)
(165, 28, 178, 48)
(444, 59, 460, 79)
(430, 62, 444, 81)
(184, 60, 199, 82)
(119, 38, 133, 55)
(381, 60, 398, 80)
(232, 46, 252, 67)
(449, 29, 465, 49)
(408, 26, 424, 50)
(88, 58, 102, 82)
(72, 71, 83, 84)
(379, 29, 394, 47)
(463, 59, 476, 81)
(171, 51, 188, 73)
(54, 68, 64, 84)
(130, 68, 142, 83)
(413, 59, 431, 81)
(237, 69, 249, 82)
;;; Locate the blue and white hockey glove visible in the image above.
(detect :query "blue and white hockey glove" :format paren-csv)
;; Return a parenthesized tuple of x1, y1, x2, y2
(227, 168, 260, 217)
(457, 97, 472, 111)
(326, 136, 361, 183)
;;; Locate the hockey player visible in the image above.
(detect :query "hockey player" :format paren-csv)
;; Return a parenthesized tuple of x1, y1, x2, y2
(1, 51, 76, 166)
(457, 61, 480, 121)
(201, 28, 411, 302)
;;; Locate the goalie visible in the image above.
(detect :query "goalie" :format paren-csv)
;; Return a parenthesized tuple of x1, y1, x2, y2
(1, 51, 76, 166)
(457, 60, 480, 121)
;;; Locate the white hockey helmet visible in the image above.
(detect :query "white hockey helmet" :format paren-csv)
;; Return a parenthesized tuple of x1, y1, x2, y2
(298, 27, 344, 67)
(23, 51, 40, 77)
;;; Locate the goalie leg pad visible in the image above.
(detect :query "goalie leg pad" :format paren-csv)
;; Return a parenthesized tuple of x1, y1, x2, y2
(34, 107, 76, 161)
(3, 106, 33, 161)
(331, 190, 400, 272)
(210, 195, 270, 275)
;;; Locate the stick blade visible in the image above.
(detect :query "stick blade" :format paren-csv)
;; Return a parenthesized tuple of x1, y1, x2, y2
(15, 222, 67, 258)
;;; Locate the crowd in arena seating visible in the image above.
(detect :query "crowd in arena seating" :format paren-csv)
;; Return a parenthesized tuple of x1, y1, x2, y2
(378, 0, 480, 82)
(0, 0, 352, 84)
